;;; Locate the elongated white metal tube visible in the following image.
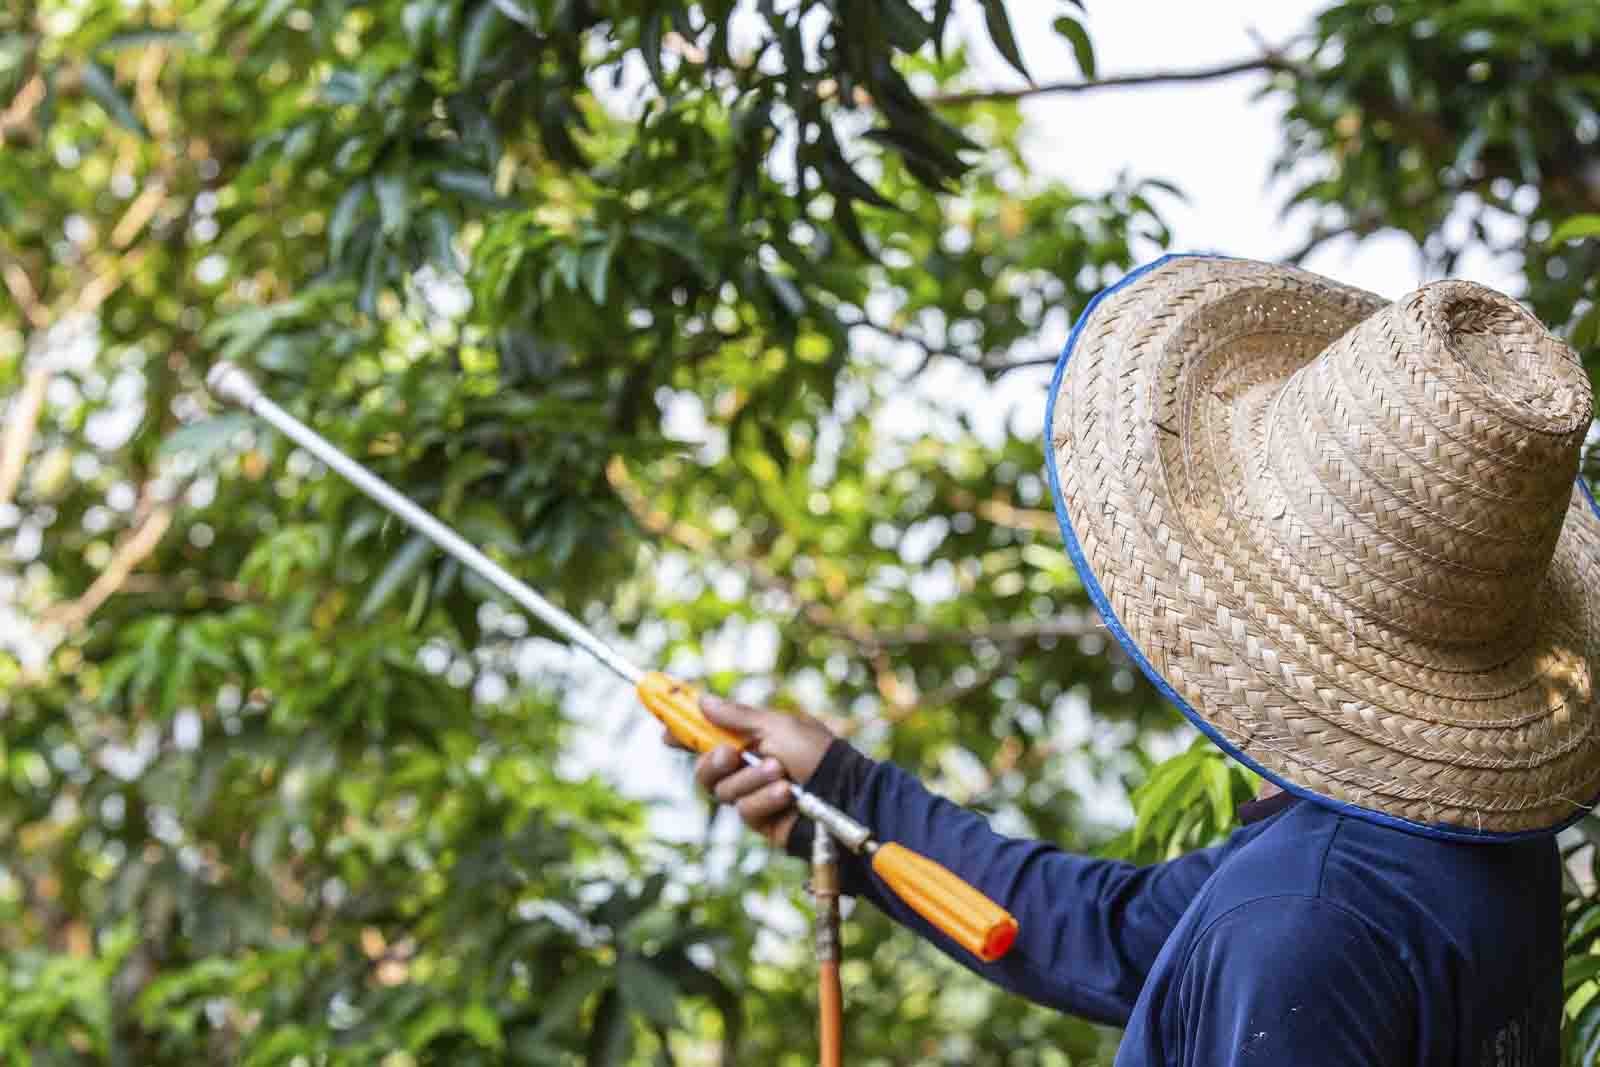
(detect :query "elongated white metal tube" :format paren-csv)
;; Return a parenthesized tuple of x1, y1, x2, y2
(206, 361, 644, 684)
(207, 362, 874, 852)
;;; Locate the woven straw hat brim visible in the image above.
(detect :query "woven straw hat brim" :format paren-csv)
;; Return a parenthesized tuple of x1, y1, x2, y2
(1046, 254, 1600, 839)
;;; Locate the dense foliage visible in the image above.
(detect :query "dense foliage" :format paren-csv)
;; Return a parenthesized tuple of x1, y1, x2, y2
(3, 0, 1600, 1063)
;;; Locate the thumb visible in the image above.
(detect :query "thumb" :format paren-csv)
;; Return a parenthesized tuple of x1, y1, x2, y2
(699, 694, 769, 735)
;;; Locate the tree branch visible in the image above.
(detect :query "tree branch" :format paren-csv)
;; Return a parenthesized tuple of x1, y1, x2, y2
(981, 353, 1060, 372)
(606, 458, 1105, 658)
(1281, 215, 1385, 266)
(0, 361, 50, 510)
(866, 614, 1102, 648)
(606, 456, 867, 641)
(878, 654, 1011, 722)
(116, 573, 253, 604)
(955, 493, 1060, 535)
(2, 258, 48, 329)
(42, 480, 189, 632)
(0, 73, 46, 147)
(928, 55, 1295, 107)
(847, 316, 1057, 378)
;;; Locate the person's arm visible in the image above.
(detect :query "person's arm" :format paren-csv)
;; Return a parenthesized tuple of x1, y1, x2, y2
(686, 700, 1224, 1026)
(789, 739, 1222, 1024)
(1167, 896, 1414, 1066)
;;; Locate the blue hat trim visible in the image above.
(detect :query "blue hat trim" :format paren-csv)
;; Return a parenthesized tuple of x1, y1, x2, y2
(1042, 253, 1600, 843)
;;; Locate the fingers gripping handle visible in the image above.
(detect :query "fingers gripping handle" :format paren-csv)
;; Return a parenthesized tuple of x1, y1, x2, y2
(636, 672, 749, 754)
(635, 671, 1020, 963)
(870, 842, 1019, 962)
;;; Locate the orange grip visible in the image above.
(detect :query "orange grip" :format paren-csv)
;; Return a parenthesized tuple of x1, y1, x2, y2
(636, 671, 749, 755)
(870, 842, 1019, 962)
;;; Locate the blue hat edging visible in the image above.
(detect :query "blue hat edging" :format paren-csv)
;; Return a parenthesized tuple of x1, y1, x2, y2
(1041, 252, 1600, 843)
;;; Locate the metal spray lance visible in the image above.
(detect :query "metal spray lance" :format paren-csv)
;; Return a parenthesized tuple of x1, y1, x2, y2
(207, 363, 1019, 1057)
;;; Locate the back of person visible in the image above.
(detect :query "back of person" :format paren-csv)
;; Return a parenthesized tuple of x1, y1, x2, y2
(1323, 809, 1561, 1065)
(1125, 800, 1562, 1066)
(684, 254, 1600, 1066)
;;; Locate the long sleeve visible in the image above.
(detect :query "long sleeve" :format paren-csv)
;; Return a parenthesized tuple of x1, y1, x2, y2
(787, 741, 1224, 1025)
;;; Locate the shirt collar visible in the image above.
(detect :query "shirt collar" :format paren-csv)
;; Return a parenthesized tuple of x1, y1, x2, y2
(1236, 789, 1300, 826)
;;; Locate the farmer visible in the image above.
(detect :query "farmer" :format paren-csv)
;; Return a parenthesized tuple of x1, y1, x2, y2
(680, 256, 1600, 1065)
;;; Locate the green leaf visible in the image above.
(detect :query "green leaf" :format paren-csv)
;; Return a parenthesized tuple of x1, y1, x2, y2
(374, 169, 410, 235)
(879, 0, 933, 51)
(1386, 55, 1412, 103)
(764, 272, 805, 317)
(435, 167, 507, 205)
(1550, 215, 1600, 245)
(402, 0, 435, 48)
(631, 219, 717, 284)
(330, 181, 369, 258)
(421, 209, 458, 270)
(1131, 750, 1200, 848)
(406, 1002, 457, 1051)
(404, 565, 432, 629)
(932, 0, 955, 57)
(1572, 995, 1600, 1067)
(1452, 123, 1490, 176)
(460, 1000, 503, 1050)
(640, 11, 668, 92)
(247, 0, 296, 41)
(1565, 952, 1600, 993)
(1567, 902, 1600, 951)
(322, 70, 366, 105)
(818, 132, 897, 207)
(586, 988, 632, 1067)
(81, 61, 146, 136)
(620, 956, 679, 1028)
(1052, 16, 1096, 80)
(1203, 758, 1236, 831)
(580, 238, 615, 305)
(460, 1, 501, 84)
(535, 969, 613, 1040)
(980, 0, 1031, 83)
(556, 247, 581, 293)
(1570, 305, 1600, 350)
(360, 242, 385, 313)
(159, 414, 254, 466)
(358, 534, 434, 620)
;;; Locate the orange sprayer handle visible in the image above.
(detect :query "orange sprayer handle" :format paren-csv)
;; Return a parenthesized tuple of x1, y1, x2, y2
(638, 670, 1020, 963)
(636, 671, 749, 754)
(871, 842, 1019, 962)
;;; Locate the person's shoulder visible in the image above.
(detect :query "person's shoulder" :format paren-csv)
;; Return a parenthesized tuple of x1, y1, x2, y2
(1170, 894, 1416, 1063)
(1188, 800, 1343, 912)
(1311, 801, 1562, 946)
(1224, 799, 1559, 956)
(1186, 891, 1395, 975)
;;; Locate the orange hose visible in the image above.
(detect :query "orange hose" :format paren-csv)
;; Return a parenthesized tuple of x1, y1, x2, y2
(813, 829, 843, 1067)
(819, 959, 843, 1067)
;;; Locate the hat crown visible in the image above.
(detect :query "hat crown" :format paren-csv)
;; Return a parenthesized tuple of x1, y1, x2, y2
(1260, 281, 1591, 647)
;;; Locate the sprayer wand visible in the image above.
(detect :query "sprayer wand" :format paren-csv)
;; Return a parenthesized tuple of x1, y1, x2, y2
(207, 362, 1019, 969)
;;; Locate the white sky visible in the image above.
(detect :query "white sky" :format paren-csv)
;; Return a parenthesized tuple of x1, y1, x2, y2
(954, 0, 1524, 451)
(999, 0, 1521, 294)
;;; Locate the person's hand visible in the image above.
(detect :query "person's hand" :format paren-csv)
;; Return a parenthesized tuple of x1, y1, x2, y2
(679, 696, 835, 848)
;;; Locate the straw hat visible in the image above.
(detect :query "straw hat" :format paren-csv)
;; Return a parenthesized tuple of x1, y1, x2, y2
(1044, 254, 1600, 839)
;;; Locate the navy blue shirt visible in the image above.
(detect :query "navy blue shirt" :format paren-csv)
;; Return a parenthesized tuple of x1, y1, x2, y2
(790, 742, 1562, 1066)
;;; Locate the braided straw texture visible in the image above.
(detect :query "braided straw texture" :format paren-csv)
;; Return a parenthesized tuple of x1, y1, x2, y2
(1051, 256, 1600, 834)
